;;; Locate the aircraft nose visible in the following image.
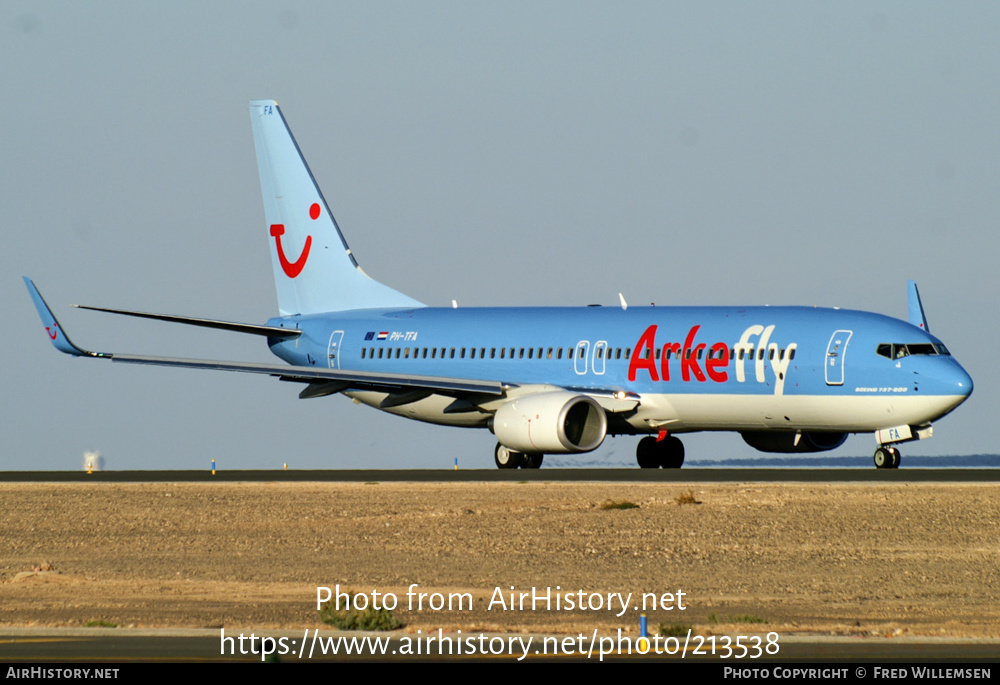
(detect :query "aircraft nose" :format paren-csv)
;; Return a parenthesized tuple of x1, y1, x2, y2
(953, 362, 974, 399)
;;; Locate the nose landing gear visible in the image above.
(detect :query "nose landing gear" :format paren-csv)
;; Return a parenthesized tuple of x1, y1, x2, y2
(873, 446, 901, 469)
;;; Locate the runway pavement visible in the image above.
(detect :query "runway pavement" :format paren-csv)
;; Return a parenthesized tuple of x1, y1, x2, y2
(2, 469, 999, 483)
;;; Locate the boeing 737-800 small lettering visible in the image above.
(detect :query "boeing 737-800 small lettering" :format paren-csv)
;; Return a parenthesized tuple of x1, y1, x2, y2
(25, 100, 973, 470)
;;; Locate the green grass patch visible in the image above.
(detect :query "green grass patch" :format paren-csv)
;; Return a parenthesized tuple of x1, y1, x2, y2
(675, 491, 701, 505)
(85, 620, 117, 628)
(319, 593, 403, 631)
(599, 499, 639, 510)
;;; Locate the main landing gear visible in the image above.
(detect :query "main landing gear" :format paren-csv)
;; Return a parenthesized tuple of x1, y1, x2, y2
(873, 446, 901, 469)
(636, 435, 685, 469)
(494, 443, 544, 469)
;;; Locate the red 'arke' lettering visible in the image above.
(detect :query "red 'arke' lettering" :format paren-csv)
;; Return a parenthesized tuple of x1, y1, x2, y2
(680, 325, 707, 382)
(628, 325, 659, 382)
(631, 324, 728, 384)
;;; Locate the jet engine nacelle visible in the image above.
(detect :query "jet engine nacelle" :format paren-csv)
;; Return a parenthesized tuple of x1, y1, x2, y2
(493, 392, 607, 454)
(741, 431, 848, 453)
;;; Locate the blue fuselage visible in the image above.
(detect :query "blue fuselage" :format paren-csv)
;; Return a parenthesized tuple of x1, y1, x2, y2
(265, 305, 972, 434)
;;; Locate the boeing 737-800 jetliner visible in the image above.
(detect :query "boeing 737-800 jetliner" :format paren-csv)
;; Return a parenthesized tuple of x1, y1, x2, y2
(26, 100, 973, 469)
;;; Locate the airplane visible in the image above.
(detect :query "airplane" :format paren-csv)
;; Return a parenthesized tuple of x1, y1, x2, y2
(25, 99, 973, 470)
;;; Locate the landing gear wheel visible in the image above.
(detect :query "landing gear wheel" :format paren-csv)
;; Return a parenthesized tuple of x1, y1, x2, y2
(636, 436, 686, 468)
(636, 437, 660, 468)
(888, 447, 901, 469)
(659, 436, 685, 469)
(523, 453, 544, 469)
(873, 447, 893, 469)
(495, 443, 524, 469)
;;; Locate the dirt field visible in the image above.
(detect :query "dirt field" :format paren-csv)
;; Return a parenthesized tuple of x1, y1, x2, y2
(1, 481, 998, 637)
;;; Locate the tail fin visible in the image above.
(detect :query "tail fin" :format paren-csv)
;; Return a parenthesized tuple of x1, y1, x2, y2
(249, 100, 423, 315)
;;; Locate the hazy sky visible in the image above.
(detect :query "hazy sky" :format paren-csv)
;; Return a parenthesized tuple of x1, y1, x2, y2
(5, 2, 998, 470)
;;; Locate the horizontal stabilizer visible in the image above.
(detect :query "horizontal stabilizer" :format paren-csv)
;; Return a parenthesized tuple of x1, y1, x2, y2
(74, 305, 301, 338)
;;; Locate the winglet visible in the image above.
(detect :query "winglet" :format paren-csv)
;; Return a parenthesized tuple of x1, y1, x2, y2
(23, 278, 105, 357)
(907, 280, 930, 333)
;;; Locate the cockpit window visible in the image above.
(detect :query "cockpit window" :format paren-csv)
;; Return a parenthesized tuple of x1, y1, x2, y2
(877, 342, 951, 359)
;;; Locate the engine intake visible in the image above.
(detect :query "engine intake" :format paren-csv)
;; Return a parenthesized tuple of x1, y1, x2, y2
(494, 392, 607, 454)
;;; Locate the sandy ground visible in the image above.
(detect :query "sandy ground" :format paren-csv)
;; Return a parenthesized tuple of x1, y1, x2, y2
(1, 481, 998, 637)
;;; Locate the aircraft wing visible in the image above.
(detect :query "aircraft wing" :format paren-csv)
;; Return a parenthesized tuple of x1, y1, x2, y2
(110, 354, 504, 395)
(25, 278, 504, 397)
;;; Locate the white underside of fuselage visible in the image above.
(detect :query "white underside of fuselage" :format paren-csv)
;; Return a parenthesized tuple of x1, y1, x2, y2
(343, 389, 965, 435)
(629, 392, 964, 433)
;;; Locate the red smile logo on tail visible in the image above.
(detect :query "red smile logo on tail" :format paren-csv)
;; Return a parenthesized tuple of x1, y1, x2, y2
(271, 202, 320, 278)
